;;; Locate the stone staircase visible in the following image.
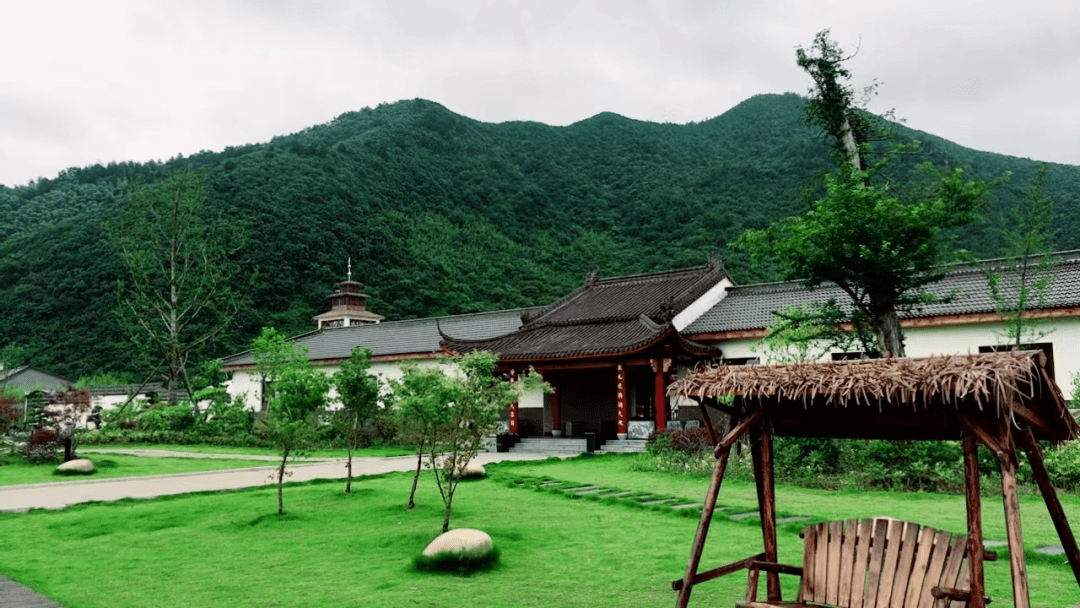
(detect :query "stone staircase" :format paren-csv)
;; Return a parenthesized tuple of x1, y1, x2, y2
(596, 439, 648, 453)
(507, 437, 648, 456)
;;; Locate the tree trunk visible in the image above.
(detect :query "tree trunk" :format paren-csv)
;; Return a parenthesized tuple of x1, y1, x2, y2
(408, 449, 422, 510)
(442, 500, 452, 533)
(875, 309, 905, 357)
(277, 447, 290, 515)
(345, 446, 353, 494)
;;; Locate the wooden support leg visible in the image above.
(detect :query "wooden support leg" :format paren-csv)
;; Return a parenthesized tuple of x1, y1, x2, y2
(962, 434, 987, 608)
(998, 435, 1031, 608)
(751, 426, 780, 601)
(1018, 429, 1080, 587)
(676, 447, 732, 608)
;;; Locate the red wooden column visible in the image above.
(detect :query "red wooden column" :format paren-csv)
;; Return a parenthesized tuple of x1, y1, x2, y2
(550, 374, 562, 436)
(616, 364, 628, 438)
(652, 358, 670, 432)
(507, 369, 519, 434)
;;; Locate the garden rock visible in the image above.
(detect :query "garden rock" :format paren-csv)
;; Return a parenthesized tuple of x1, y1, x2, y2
(56, 459, 95, 474)
(423, 528, 494, 557)
(454, 462, 486, 479)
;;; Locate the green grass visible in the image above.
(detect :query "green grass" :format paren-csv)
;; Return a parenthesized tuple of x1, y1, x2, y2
(0, 454, 272, 486)
(0, 455, 1075, 607)
(78, 442, 415, 458)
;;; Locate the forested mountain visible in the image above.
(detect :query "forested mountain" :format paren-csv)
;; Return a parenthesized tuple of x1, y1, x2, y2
(2, 93, 1079, 379)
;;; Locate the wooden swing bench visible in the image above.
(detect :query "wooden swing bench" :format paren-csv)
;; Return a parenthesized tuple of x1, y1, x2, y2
(674, 517, 987, 608)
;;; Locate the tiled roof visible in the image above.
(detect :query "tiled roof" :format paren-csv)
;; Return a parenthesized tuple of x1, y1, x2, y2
(442, 265, 726, 359)
(222, 307, 540, 368)
(685, 252, 1080, 334)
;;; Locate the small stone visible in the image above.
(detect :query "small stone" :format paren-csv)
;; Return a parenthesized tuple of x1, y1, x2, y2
(453, 462, 486, 479)
(423, 529, 494, 557)
(56, 459, 95, 474)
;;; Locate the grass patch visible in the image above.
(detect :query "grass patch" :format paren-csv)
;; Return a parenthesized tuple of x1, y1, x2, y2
(78, 442, 414, 458)
(0, 453, 270, 486)
(0, 458, 1076, 607)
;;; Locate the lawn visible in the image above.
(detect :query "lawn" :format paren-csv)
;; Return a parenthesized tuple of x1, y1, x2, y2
(0, 453, 272, 486)
(78, 442, 414, 458)
(0, 455, 1077, 607)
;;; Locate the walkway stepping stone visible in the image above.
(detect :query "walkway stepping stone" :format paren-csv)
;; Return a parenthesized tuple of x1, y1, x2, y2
(777, 516, 810, 524)
(564, 485, 601, 493)
(983, 540, 1008, 548)
(671, 503, 703, 510)
(539, 481, 563, 487)
(641, 498, 679, 506)
(730, 511, 760, 521)
(573, 487, 611, 496)
(595, 491, 635, 499)
(0, 575, 64, 607)
(1036, 545, 1066, 555)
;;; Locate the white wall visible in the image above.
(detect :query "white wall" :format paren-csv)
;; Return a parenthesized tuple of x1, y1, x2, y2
(710, 316, 1080, 391)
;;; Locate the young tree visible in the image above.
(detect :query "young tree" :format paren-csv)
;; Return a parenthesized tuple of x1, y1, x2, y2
(331, 347, 380, 494)
(741, 31, 1000, 357)
(251, 327, 330, 515)
(388, 362, 458, 510)
(390, 352, 546, 532)
(754, 301, 875, 363)
(986, 164, 1058, 348)
(109, 172, 248, 408)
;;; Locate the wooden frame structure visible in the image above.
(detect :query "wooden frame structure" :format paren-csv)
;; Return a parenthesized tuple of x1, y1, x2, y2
(667, 351, 1080, 607)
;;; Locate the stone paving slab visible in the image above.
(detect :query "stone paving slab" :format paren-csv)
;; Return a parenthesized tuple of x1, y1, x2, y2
(1036, 545, 1066, 555)
(0, 575, 64, 607)
(571, 487, 610, 496)
(777, 516, 810, 524)
(641, 498, 679, 506)
(595, 491, 635, 499)
(671, 502, 703, 510)
(730, 511, 760, 521)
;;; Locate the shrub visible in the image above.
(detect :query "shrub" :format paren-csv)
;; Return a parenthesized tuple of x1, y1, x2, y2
(21, 428, 61, 464)
(413, 548, 500, 575)
(138, 405, 197, 433)
(1043, 441, 1080, 491)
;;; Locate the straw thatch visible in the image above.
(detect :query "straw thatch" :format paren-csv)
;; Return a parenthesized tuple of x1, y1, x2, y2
(670, 351, 1079, 442)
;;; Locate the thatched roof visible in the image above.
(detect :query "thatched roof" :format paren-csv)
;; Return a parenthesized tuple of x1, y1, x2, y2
(670, 351, 1079, 442)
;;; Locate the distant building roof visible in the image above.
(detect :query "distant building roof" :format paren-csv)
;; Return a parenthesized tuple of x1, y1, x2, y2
(684, 252, 1080, 336)
(0, 366, 71, 391)
(222, 307, 541, 368)
(441, 265, 726, 361)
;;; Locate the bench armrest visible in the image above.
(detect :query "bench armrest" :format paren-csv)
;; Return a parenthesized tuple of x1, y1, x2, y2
(672, 553, 766, 592)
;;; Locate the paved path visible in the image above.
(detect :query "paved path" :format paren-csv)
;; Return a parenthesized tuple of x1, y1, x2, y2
(0, 452, 550, 513)
(79, 448, 327, 461)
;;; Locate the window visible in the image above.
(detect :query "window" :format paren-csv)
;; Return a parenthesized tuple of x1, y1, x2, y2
(721, 357, 760, 366)
(831, 352, 869, 361)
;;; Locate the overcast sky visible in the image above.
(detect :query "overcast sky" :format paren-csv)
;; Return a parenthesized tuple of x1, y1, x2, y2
(2, 0, 1078, 187)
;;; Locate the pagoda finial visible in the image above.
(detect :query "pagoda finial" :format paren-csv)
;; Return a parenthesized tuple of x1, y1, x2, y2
(347, 256, 352, 282)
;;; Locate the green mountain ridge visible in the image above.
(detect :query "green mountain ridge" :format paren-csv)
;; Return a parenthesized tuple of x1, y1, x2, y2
(2, 93, 1079, 379)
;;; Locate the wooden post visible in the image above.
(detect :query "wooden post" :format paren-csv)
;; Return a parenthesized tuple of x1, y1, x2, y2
(550, 375, 561, 436)
(962, 433, 987, 608)
(751, 425, 780, 601)
(508, 369, 519, 434)
(616, 364, 628, 437)
(997, 429, 1031, 608)
(677, 447, 732, 608)
(1018, 429, 1080, 586)
(653, 359, 668, 432)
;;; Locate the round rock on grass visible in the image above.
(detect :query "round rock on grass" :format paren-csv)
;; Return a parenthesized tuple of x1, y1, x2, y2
(56, 458, 95, 475)
(423, 529, 494, 558)
(453, 462, 486, 479)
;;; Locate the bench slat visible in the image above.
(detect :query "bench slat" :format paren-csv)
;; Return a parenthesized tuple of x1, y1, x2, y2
(800, 525, 818, 601)
(849, 519, 874, 608)
(837, 519, 858, 606)
(888, 522, 922, 607)
(826, 520, 844, 605)
(917, 530, 954, 608)
(814, 523, 829, 603)
(903, 525, 938, 606)
(874, 519, 905, 607)
(864, 518, 890, 607)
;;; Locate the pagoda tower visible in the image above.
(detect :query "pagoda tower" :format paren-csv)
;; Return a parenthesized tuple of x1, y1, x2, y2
(313, 260, 384, 329)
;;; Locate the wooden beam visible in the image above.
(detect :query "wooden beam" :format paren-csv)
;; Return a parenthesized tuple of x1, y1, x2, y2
(671, 553, 765, 591)
(997, 423, 1031, 608)
(962, 434, 987, 608)
(1017, 429, 1080, 586)
(751, 426, 781, 601)
(695, 397, 720, 448)
(676, 448, 733, 608)
(714, 409, 765, 459)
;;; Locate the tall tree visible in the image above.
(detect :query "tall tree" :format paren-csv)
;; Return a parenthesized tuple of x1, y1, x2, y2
(986, 163, 1058, 348)
(109, 172, 248, 407)
(251, 327, 329, 516)
(389, 362, 458, 511)
(741, 31, 1000, 357)
(331, 346, 380, 494)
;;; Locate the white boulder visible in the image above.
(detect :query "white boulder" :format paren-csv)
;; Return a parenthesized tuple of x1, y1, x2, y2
(423, 528, 494, 557)
(56, 458, 95, 474)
